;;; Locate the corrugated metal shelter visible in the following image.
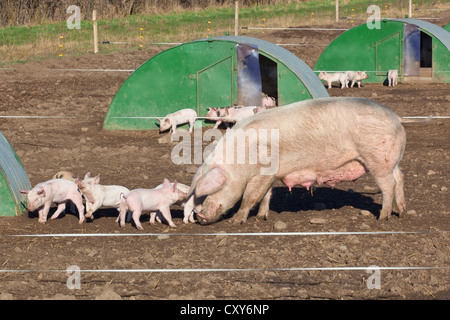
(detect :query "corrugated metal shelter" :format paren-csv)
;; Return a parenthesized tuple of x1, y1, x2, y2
(104, 35, 329, 130)
(0, 132, 31, 216)
(314, 19, 450, 83)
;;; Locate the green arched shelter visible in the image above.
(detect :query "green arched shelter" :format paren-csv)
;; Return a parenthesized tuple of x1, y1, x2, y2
(314, 19, 450, 84)
(0, 132, 31, 216)
(104, 35, 329, 130)
(444, 23, 450, 32)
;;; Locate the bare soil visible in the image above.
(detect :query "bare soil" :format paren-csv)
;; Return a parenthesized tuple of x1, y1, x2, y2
(0, 26, 448, 301)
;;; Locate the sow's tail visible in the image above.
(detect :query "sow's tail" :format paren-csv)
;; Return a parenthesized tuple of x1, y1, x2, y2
(399, 115, 433, 123)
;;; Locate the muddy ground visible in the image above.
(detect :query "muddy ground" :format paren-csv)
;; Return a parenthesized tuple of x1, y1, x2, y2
(0, 23, 449, 301)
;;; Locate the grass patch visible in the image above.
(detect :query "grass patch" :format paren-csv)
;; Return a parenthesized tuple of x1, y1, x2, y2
(0, 0, 445, 66)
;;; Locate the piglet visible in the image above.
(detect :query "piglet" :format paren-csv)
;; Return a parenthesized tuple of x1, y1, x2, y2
(20, 179, 85, 224)
(262, 94, 276, 107)
(155, 181, 194, 224)
(206, 107, 229, 129)
(253, 105, 277, 114)
(223, 106, 257, 124)
(157, 108, 197, 134)
(118, 178, 187, 230)
(75, 172, 130, 220)
(318, 71, 348, 89)
(388, 69, 398, 87)
(345, 71, 369, 88)
(52, 171, 76, 182)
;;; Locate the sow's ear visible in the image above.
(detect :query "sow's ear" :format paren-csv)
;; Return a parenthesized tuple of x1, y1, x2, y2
(195, 167, 226, 197)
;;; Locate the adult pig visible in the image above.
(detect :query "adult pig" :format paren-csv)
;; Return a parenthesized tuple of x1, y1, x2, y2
(188, 97, 407, 225)
(20, 179, 85, 224)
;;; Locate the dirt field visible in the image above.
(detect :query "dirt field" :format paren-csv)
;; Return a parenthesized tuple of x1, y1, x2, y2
(0, 24, 449, 301)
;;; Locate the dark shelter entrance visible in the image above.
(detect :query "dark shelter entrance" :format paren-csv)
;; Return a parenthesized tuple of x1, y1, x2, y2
(259, 54, 278, 105)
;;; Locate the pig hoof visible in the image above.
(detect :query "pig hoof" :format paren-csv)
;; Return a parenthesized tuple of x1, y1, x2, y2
(230, 212, 248, 225)
(230, 217, 246, 225)
(378, 211, 390, 220)
(256, 213, 269, 221)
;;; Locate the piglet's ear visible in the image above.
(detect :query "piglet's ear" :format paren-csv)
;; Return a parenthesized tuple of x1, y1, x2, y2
(172, 180, 178, 192)
(195, 167, 226, 197)
(94, 174, 101, 184)
(162, 178, 171, 188)
(84, 172, 91, 179)
(37, 188, 45, 197)
(20, 190, 30, 195)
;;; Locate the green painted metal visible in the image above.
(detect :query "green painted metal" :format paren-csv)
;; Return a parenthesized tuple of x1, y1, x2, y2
(431, 33, 450, 82)
(104, 40, 237, 130)
(445, 23, 450, 32)
(0, 171, 17, 216)
(375, 31, 402, 76)
(0, 132, 31, 216)
(104, 36, 329, 130)
(314, 19, 450, 83)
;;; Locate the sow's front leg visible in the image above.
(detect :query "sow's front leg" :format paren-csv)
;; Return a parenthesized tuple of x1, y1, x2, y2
(230, 175, 274, 225)
(255, 186, 273, 221)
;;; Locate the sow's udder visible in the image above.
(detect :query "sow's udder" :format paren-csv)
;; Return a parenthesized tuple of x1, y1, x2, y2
(282, 160, 367, 191)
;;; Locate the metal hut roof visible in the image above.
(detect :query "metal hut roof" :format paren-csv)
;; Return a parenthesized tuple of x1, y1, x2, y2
(0, 132, 31, 216)
(209, 35, 329, 99)
(389, 18, 450, 51)
(104, 35, 329, 130)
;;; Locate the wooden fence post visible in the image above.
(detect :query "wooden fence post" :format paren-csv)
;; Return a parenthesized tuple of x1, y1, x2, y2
(235, 1, 239, 36)
(93, 10, 99, 54)
(336, 0, 339, 23)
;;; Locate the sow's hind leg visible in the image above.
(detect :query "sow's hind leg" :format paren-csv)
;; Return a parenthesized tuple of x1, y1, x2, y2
(393, 165, 406, 217)
(363, 160, 405, 220)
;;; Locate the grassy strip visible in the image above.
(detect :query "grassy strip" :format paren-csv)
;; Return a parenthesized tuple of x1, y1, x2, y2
(0, 0, 444, 65)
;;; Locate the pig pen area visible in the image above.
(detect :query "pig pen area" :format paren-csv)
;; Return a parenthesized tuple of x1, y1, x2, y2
(0, 27, 449, 301)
